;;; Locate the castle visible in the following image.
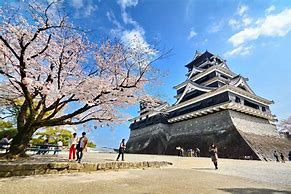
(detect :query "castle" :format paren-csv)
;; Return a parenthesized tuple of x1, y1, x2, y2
(126, 51, 291, 160)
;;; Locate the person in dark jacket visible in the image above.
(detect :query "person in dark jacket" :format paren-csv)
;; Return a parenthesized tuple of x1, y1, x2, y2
(116, 139, 126, 161)
(273, 150, 279, 162)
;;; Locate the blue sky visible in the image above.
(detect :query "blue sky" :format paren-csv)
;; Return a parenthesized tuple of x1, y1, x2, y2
(3, 0, 291, 148)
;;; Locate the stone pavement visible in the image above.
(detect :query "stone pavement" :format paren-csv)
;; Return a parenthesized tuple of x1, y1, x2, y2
(0, 152, 290, 194)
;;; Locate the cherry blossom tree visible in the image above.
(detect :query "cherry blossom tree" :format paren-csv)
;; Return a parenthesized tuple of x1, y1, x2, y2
(278, 116, 291, 134)
(0, 1, 163, 157)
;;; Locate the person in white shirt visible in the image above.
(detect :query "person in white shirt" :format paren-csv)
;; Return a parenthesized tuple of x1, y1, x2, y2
(54, 140, 63, 155)
(69, 133, 78, 160)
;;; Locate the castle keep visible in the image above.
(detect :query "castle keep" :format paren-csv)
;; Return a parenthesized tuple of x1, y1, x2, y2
(127, 51, 291, 160)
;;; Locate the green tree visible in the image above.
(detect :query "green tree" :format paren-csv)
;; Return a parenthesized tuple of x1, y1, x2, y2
(30, 127, 97, 148)
(0, 120, 17, 139)
(87, 141, 96, 148)
(30, 127, 72, 146)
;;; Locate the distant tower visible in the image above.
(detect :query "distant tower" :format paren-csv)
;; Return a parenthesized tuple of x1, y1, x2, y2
(127, 51, 291, 160)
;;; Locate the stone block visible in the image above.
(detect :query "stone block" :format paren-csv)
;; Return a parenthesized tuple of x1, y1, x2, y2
(97, 163, 106, 170)
(0, 164, 16, 172)
(82, 163, 97, 171)
(122, 162, 130, 169)
(68, 169, 79, 173)
(12, 170, 35, 176)
(142, 161, 148, 167)
(46, 169, 59, 174)
(59, 169, 68, 174)
(68, 163, 83, 170)
(34, 169, 46, 175)
(116, 162, 123, 169)
(48, 162, 69, 169)
(0, 171, 11, 177)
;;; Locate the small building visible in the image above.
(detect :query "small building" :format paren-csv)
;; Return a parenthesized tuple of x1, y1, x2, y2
(126, 51, 291, 160)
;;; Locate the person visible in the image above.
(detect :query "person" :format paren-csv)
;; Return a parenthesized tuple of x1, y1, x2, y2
(273, 150, 279, 162)
(195, 147, 200, 157)
(36, 138, 49, 155)
(280, 153, 285, 163)
(69, 133, 78, 160)
(0, 134, 12, 152)
(76, 132, 88, 163)
(54, 140, 63, 155)
(116, 139, 126, 161)
(209, 144, 218, 170)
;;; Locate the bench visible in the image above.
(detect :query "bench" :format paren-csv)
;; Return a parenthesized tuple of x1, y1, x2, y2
(26, 144, 62, 155)
(0, 144, 10, 153)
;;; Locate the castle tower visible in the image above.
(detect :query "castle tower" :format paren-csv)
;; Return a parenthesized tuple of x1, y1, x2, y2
(127, 51, 291, 160)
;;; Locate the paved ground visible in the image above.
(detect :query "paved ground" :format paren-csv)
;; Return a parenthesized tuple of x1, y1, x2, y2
(0, 152, 290, 194)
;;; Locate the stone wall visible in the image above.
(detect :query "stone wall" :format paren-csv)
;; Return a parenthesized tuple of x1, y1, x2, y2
(229, 110, 291, 161)
(126, 123, 170, 154)
(127, 110, 291, 160)
(0, 161, 171, 178)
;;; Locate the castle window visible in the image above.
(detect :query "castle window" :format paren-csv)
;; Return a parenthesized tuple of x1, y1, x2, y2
(244, 100, 259, 109)
(262, 107, 266, 112)
(235, 97, 241, 103)
(220, 74, 229, 80)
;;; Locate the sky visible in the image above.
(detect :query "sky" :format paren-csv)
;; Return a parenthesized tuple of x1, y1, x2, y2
(2, 0, 291, 148)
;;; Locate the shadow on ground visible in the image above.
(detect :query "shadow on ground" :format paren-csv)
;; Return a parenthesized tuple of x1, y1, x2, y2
(219, 188, 291, 194)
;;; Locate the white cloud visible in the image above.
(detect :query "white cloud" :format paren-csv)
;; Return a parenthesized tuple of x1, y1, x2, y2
(84, 4, 98, 17)
(242, 17, 253, 26)
(224, 45, 253, 57)
(109, 0, 154, 57)
(122, 29, 146, 47)
(107, 10, 123, 29)
(237, 5, 248, 16)
(229, 16, 253, 30)
(209, 21, 224, 33)
(266, 5, 276, 14)
(188, 28, 197, 40)
(71, 0, 84, 9)
(117, 0, 140, 30)
(70, 0, 97, 17)
(121, 29, 158, 61)
(228, 18, 240, 29)
(229, 8, 291, 47)
(118, 0, 138, 9)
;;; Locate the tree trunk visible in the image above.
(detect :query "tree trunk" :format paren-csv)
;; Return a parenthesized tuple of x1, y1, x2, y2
(6, 127, 35, 157)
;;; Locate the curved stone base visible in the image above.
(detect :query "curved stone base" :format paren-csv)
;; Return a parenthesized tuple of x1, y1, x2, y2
(127, 110, 291, 160)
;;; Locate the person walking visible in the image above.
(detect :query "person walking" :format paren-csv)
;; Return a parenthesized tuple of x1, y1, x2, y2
(209, 144, 218, 170)
(195, 147, 200, 157)
(280, 153, 285, 163)
(273, 150, 279, 162)
(69, 133, 78, 160)
(116, 139, 126, 161)
(76, 132, 88, 163)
